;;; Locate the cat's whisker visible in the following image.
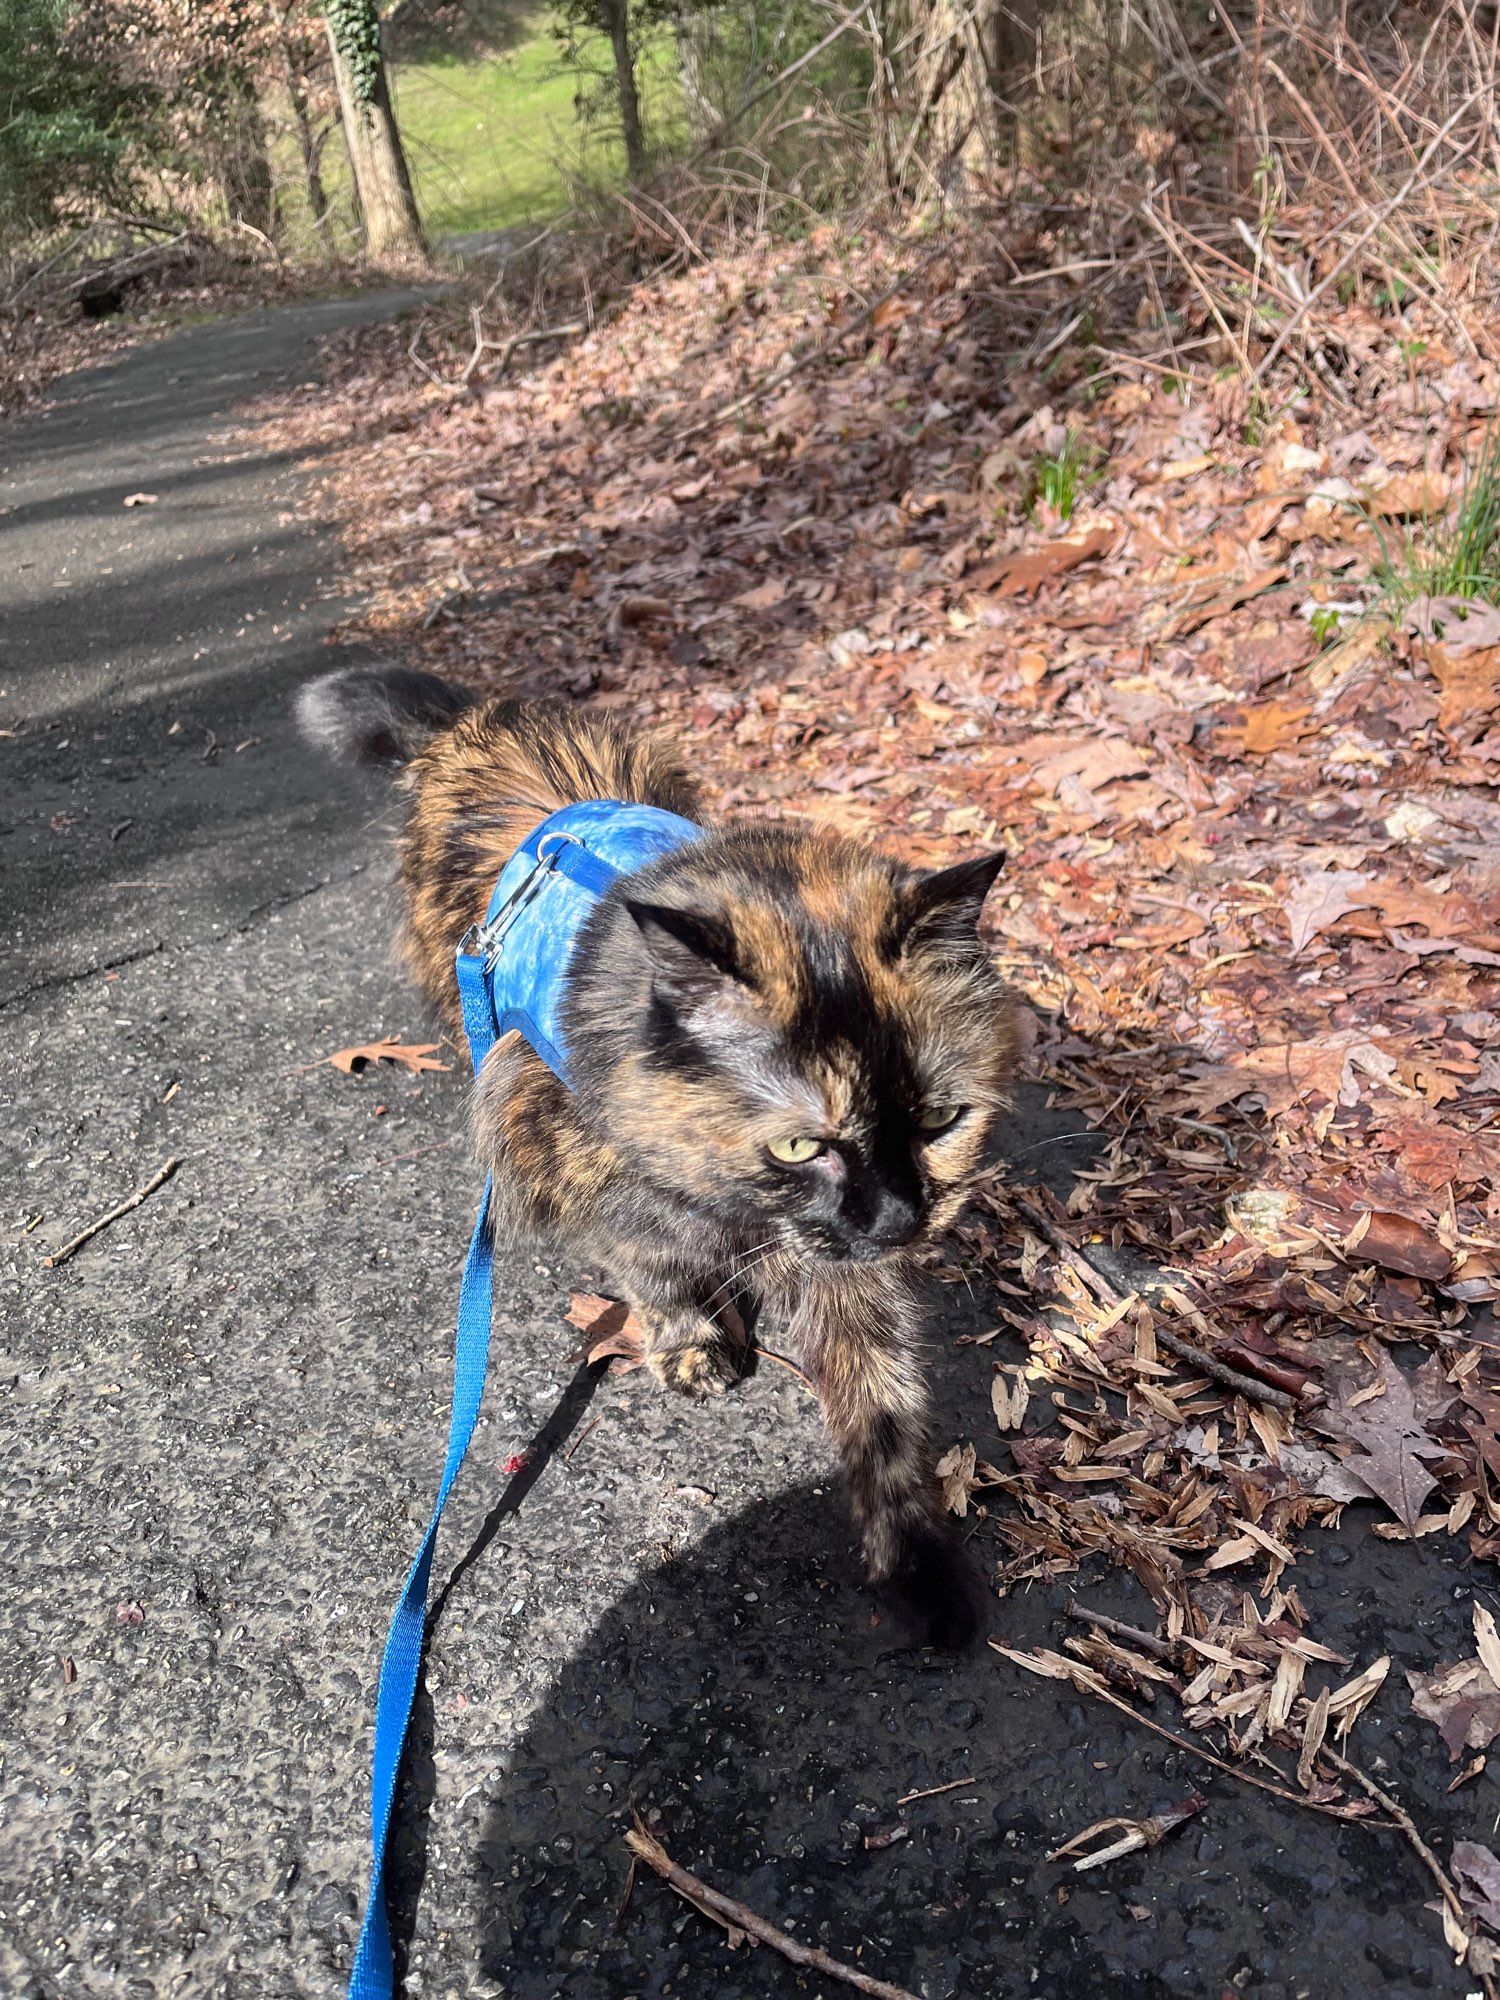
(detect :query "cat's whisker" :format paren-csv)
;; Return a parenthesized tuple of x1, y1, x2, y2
(699, 1239, 780, 1317)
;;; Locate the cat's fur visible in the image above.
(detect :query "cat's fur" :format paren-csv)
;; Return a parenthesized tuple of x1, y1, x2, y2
(299, 667, 1020, 1647)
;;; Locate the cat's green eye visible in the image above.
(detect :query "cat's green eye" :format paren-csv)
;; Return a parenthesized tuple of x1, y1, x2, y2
(918, 1104, 963, 1134)
(767, 1135, 824, 1165)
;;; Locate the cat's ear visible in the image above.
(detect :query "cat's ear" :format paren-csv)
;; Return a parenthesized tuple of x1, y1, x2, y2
(901, 851, 1005, 953)
(624, 899, 743, 1000)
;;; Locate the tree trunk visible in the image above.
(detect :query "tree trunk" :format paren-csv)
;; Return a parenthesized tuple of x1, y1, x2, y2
(675, 11, 715, 140)
(285, 54, 330, 229)
(324, 12, 426, 260)
(598, 0, 648, 178)
(225, 73, 277, 240)
(906, 0, 1037, 193)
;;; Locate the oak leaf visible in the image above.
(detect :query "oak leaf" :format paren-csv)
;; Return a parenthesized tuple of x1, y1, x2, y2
(969, 525, 1115, 598)
(327, 1037, 450, 1076)
(1282, 866, 1373, 954)
(1241, 700, 1314, 755)
(1315, 1353, 1454, 1532)
(1407, 1657, 1500, 1760)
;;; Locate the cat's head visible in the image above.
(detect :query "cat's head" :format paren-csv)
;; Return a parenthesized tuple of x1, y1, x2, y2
(570, 826, 1018, 1266)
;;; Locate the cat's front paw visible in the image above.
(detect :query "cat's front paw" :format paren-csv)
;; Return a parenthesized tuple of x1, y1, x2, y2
(875, 1530, 987, 1651)
(648, 1341, 738, 1401)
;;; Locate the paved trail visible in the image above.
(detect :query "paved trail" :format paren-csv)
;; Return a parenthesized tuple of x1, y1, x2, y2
(0, 299, 1487, 2000)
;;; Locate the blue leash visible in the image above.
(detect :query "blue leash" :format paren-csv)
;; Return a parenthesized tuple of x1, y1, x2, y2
(347, 935, 502, 1999)
(346, 804, 703, 1997)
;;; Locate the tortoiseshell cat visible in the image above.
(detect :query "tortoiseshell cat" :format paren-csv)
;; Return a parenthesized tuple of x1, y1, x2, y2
(300, 668, 1019, 1646)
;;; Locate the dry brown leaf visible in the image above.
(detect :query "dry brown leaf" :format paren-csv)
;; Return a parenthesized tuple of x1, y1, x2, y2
(1282, 867, 1373, 955)
(1430, 645, 1500, 735)
(731, 578, 787, 611)
(1365, 470, 1450, 517)
(970, 525, 1115, 598)
(1401, 595, 1500, 652)
(1316, 1355, 1453, 1532)
(566, 1292, 647, 1370)
(327, 1036, 450, 1076)
(1408, 1656, 1500, 1759)
(1241, 701, 1315, 755)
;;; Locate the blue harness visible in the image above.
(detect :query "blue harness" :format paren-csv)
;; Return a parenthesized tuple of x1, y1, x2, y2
(348, 799, 702, 2000)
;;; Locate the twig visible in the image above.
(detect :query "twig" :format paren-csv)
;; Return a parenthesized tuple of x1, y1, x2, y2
(624, 1821, 922, 2000)
(1154, 1325, 1298, 1412)
(1065, 1596, 1183, 1664)
(41, 1159, 181, 1268)
(896, 1776, 971, 1806)
(1321, 1747, 1499, 1999)
(990, 1643, 1384, 1821)
(1252, 89, 1485, 383)
(1047, 1793, 1204, 1870)
(459, 320, 585, 389)
(1011, 1194, 1299, 1411)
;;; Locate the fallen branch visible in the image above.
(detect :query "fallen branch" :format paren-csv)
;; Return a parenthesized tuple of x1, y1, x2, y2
(460, 318, 586, 389)
(1011, 1194, 1300, 1411)
(41, 1158, 181, 1268)
(624, 1820, 922, 2000)
(1321, 1748, 1499, 1999)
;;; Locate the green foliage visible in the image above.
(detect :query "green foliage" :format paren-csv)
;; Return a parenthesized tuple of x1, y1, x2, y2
(299, 17, 678, 236)
(326, 0, 386, 104)
(1028, 429, 1100, 524)
(1309, 606, 1342, 647)
(0, 0, 147, 234)
(1375, 429, 1500, 611)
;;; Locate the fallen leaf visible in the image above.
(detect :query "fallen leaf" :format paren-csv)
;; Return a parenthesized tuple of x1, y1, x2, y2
(1474, 1604, 1500, 1688)
(1429, 645, 1500, 736)
(1366, 470, 1450, 517)
(122, 492, 158, 507)
(936, 1441, 979, 1516)
(1408, 1658, 1500, 1760)
(1338, 1207, 1454, 1282)
(1400, 596, 1500, 652)
(1241, 701, 1314, 754)
(327, 1037, 450, 1076)
(1282, 867, 1373, 955)
(970, 525, 1115, 598)
(1316, 1354, 1454, 1532)
(1453, 1842, 1500, 1937)
(566, 1292, 648, 1370)
(731, 578, 787, 611)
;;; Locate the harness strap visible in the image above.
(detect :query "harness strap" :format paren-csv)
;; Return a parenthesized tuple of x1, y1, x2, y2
(347, 979, 498, 1999)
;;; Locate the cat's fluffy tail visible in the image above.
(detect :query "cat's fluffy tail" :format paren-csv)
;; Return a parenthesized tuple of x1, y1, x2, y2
(296, 665, 473, 767)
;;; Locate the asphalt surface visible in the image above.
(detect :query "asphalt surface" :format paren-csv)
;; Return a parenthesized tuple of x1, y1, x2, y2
(2, 298, 1495, 2000)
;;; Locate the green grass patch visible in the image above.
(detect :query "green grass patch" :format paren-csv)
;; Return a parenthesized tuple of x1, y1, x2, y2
(1375, 429, 1500, 611)
(274, 12, 683, 249)
(1027, 428, 1101, 524)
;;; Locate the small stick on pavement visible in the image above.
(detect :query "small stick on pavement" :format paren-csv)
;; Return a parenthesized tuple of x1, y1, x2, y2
(624, 1821, 923, 2000)
(1065, 1596, 1184, 1664)
(41, 1158, 181, 1268)
(896, 1776, 971, 1807)
(1047, 1793, 1204, 1871)
(1320, 1747, 1499, 2000)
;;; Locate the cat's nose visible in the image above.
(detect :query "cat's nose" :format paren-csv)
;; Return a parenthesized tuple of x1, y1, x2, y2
(866, 1188, 922, 1247)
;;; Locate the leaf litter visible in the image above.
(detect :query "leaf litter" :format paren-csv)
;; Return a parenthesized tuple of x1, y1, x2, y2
(250, 213, 1500, 1976)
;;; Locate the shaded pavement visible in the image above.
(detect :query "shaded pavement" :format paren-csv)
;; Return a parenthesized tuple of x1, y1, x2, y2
(0, 298, 1490, 2000)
